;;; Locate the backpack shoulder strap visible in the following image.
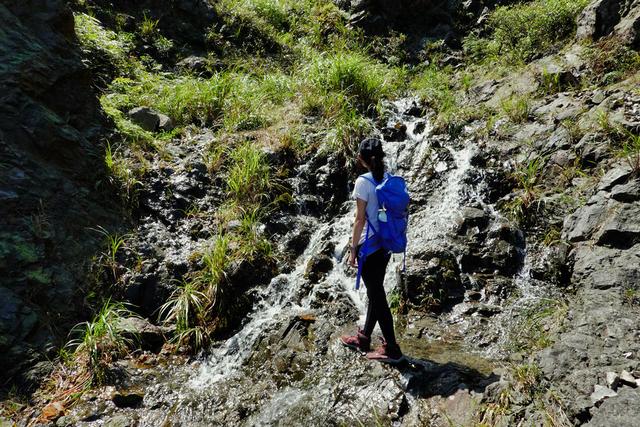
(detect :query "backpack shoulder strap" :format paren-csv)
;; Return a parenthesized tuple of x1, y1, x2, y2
(359, 173, 377, 186)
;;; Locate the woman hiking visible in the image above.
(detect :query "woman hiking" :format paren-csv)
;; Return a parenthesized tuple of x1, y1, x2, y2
(340, 138, 404, 363)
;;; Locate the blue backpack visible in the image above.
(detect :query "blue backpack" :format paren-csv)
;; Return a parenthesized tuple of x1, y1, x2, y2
(355, 172, 410, 290)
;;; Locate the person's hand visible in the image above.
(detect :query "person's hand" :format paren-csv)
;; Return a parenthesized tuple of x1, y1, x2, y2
(348, 247, 357, 268)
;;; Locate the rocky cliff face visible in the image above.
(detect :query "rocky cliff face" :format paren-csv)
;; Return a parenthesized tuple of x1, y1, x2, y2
(0, 0, 116, 388)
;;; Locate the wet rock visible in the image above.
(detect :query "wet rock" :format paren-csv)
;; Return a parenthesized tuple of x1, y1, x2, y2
(577, 0, 623, 42)
(594, 203, 640, 249)
(117, 317, 165, 352)
(104, 414, 136, 427)
(402, 249, 464, 310)
(588, 387, 640, 426)
(529, 243, 571, 285)
(454, 207, 489, 235)
(403, 102, 424, 117)
(382, 121, 407, 142)
(112, 391, 144, 408)
(304, 254, 333, 283)
(591, 384, 618, 405)
(619, 370, 637, 387)
(459, 223, 522, 276)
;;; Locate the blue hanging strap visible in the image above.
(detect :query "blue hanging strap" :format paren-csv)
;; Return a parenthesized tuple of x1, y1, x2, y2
(355, 221, 369, 290)
(355, 216, 379, 290)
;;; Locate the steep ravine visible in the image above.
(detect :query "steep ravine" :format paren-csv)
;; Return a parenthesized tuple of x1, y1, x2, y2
(5, 0, 640, 426)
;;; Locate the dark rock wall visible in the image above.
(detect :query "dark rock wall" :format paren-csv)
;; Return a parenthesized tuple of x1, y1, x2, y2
(0, 0, 116, 390)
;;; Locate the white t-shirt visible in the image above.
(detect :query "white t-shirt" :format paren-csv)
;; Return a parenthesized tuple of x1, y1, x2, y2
(352, 173, 381, 246)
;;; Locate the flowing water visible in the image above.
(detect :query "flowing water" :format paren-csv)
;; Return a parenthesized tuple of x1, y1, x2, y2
(72, 98, 560, 425)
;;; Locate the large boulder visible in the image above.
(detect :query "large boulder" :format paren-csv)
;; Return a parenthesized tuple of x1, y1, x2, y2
(577, 0, 640, 48)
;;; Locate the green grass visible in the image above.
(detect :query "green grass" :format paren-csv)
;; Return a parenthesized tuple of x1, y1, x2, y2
(305, 50, 402, 112)
(464, 0, 590, 64)
(500, 94, 532, 123)
(66, 299, 136, 384)
(617, 129, 640, 175)
(509, 298, 568, 352)
(410, 65, 456, 122)
(227, 141, 272, 205)
(139, 12, 159, 38)
(74, 13, 134, 69)
(93, 226, 129, 281)
(103, 142, 142, 201)
(159, 280, 209, 347)
(504, 156, 544, 222)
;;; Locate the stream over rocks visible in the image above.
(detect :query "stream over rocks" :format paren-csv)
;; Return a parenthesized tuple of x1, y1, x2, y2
(61, 98, 579, 426)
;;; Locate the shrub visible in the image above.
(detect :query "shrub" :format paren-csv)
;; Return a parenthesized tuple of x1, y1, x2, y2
(469, 0, 590, 63)
(583, 37, 640, 86)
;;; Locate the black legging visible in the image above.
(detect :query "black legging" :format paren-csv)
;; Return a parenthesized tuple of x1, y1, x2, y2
(360, 248, 397, 346)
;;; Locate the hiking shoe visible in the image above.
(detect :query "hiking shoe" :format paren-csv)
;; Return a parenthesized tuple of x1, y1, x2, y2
(340, 329, 371, 352)
(366, 339, 404, 364)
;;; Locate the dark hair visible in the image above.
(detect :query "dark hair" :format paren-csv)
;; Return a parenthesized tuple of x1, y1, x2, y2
(359, 138, 385, 182)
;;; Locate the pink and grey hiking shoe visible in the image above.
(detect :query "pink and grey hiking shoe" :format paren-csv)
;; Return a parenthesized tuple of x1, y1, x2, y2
(340, 329, 371, 352)
(366, 339, 404, 364)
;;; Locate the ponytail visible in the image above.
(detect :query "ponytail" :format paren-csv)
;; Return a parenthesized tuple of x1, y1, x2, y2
(370, 155, 385, 183)
(358, 137, 386, 182)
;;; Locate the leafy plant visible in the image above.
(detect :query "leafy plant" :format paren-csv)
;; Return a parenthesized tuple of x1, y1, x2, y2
(66, 300, 136, 384)
(619, 130, 640, 175)
(159, 280, 209, 341)
(93, 226, 129, 281)
(139, 12, 159, 38)
(500, 94, 531, 123)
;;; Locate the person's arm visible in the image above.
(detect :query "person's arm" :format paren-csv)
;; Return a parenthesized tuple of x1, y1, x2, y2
(348, 198, 367, 267)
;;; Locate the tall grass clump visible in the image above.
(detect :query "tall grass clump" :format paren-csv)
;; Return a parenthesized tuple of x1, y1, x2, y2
(227, 141, 271, 204)
(66, 300, 136, 384)
(306, 50, 401, 112)
(466, 0, 590, 63)
(159, 280, 209, 349)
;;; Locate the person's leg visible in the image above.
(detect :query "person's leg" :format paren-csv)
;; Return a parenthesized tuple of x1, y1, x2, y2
(361, 250, 397, 346)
